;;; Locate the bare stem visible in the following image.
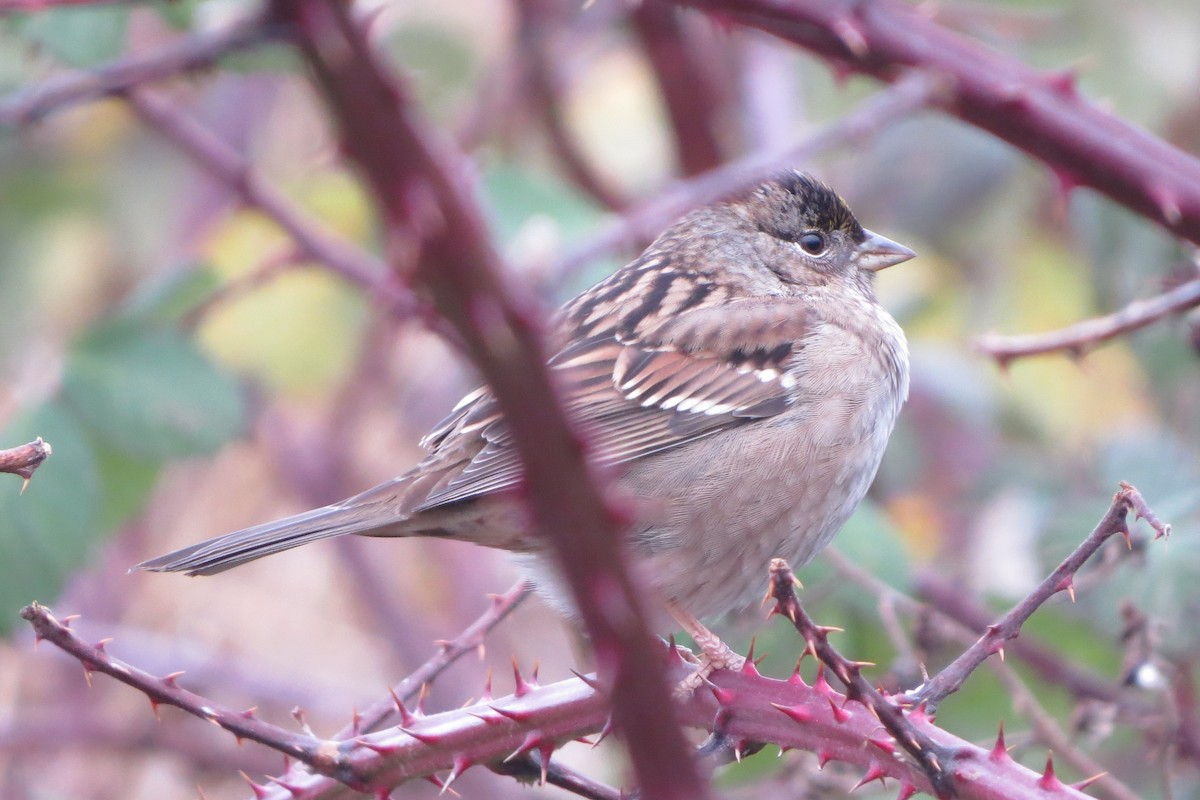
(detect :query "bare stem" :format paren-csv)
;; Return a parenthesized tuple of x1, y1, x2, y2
(550, 71, 941, 282)
(514, 0, 627, 211)
(976, 276, 1200, 364)
(0, 437, 51, 488)
(0, 0, 139, 11)
(0, 14, 281, 126)
(122, 88, 416, 317)
(491, 753, 624, 800)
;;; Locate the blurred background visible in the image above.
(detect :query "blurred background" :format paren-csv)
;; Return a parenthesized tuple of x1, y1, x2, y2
(1, 0, 1199, 798)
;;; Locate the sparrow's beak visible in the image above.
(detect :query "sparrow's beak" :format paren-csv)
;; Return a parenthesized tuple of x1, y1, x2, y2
(856, 229, 916, 272)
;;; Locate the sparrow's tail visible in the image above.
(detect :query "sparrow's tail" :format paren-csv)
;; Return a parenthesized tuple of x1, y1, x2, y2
(136, 503, 398, 576)
(135, 474, 426, 576)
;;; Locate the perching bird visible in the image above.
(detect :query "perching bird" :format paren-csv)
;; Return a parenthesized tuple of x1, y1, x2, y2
(139, 171, 912, 670)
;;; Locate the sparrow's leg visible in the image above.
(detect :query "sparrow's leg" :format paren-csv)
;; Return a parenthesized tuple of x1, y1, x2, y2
(668, 603, 746, 695)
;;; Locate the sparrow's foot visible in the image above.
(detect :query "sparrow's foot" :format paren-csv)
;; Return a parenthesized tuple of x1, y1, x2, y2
(668, 602, 746, 697)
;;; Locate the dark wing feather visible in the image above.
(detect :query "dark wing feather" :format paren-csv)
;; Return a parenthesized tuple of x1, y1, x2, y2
(413, 294, 816, 512)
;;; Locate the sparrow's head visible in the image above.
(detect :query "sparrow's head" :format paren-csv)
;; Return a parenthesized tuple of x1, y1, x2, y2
(730, 171, 915, 287)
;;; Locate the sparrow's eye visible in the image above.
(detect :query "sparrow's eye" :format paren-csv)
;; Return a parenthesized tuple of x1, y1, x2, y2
(798, 232, 827, 255)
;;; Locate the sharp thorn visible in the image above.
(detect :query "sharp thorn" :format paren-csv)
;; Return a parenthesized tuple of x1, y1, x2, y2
(851, 761, 888, 791)
(990, 721, 1011, 762)
(1037, 752, 1065, 791)
(1072, 771, 1108, 791)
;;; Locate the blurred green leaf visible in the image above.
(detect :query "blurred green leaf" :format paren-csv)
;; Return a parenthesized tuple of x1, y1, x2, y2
(389, 23, 475, 111)
(93, 442, 161, 532)
(0, 402, 100, 633)
(197, 267, 367, 398)
(122, 263, 221, 325)
(156, 0, 201, 31)
(16, 6, 129, 68)
(810, 498, 912, 594)
(218, 41, 302, 74)
(62, 321, 246, 459)
(483, 164, 604, 246)
(1022, 603, 1122, 682)
(482, 164, 610, 298)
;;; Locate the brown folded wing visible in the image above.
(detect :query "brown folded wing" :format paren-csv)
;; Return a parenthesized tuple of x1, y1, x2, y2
(413, 297, 816, 512)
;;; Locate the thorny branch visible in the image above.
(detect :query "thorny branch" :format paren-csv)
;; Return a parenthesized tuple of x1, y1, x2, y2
(912, 483, 1170, 712)
(989, 660, 1141, 800)
(0, 437, 51, 490)
(823, 550, 1142, 800)
(18, 600, 604, 797)
(976, 275, 1200, 364)
(767, 557, 957, 798)
(19, 603, 330, 769)
(272, 3, 705, 798)
(21, 588, 1105, 800)
(915, 573, 1150, 711)
(668, 0, 1200, 245)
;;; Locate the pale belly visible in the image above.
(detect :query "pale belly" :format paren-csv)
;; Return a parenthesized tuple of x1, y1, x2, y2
(514, 383, 901, 626)
(620, 396, 895, 620)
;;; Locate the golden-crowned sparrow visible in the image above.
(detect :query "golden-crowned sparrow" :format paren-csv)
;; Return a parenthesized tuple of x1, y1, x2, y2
(140, 171, 913, 643)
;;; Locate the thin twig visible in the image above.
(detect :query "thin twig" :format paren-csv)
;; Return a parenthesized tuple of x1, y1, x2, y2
(1171, 660, 1200, 764)
(515, 0, 627, 211)
(0, 15, 282, 126)
(123, 88, 417, 317)
(0, 0, 138, 10)
(915, 572, 1146, 709)
(667, 0, 1200, 245)
(492, 753, 624, 800)
(976, 276, 1200, 364)
(550, 71, 941, 282)
(911, 483, 1170, 712)
(333, 580, 533, 740)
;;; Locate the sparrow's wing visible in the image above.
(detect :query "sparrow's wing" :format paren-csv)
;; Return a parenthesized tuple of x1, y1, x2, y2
(414, 294, 816, 511)
(137, 257, 821, 576)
